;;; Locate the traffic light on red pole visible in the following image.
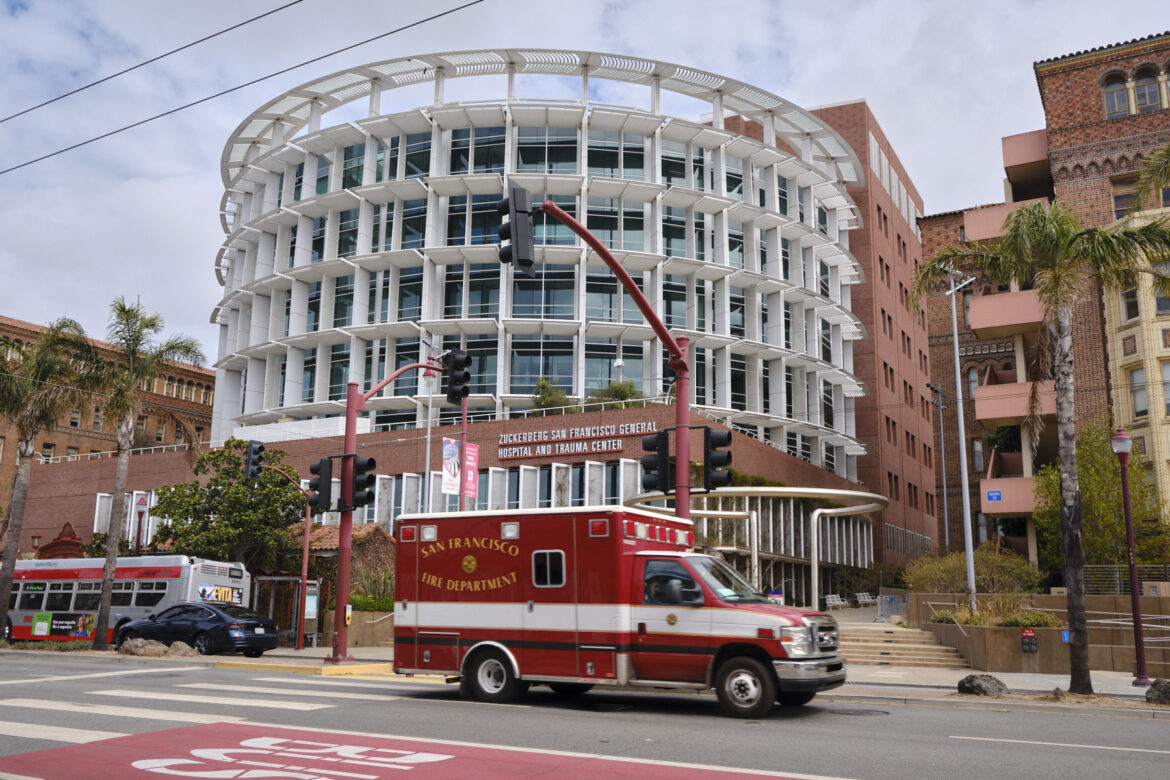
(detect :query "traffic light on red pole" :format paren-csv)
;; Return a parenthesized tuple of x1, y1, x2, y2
(497, 182, 535, 278)
(351, 456, 377, 508)
(446, 349, 472, 405)
(307, 458, 333, 512)
(641, 431, 672, 493)
(703, 427, 733, 491)
(243, 440, 265, 480)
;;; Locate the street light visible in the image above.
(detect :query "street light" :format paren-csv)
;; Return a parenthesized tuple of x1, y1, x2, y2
(926, 382, 950, 552)
(1109, 427, 1152, 687)
(944, 269, 977, 611)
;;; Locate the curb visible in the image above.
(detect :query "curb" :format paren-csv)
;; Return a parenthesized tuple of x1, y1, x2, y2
(213, 660, 395, 676)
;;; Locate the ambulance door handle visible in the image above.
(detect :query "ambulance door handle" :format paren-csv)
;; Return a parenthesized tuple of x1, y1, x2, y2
(637, 622, 646, 636)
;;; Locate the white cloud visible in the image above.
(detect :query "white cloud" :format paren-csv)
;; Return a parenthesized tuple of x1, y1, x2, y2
(0, 0, 1166, 354)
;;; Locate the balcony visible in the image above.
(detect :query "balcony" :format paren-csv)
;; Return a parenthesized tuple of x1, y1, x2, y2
(979, 450, 1035, 517)
(973, 369, 1056, 428)
(969, 289, 1044, 338)
(963, 198, 1047, 242)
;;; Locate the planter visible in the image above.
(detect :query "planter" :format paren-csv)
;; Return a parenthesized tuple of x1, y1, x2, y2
(320, 610, 394, 648)
(926, 623, 1069, 674)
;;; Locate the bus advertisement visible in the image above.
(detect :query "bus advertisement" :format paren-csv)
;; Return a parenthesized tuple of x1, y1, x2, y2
(5, 556, 250, 643)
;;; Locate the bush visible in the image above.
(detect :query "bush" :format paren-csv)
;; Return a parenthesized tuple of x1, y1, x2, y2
(994, 610, 1064, 628)
(0, 640, 102, 651)
(929, 604, 1064, 628)
(349, 594, 394, 612)
(903, 541, 1043, 594)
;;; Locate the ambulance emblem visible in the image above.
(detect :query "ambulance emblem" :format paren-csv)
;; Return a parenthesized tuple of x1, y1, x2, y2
(462, 555, 477, 574)
(666, 613, 677, 626)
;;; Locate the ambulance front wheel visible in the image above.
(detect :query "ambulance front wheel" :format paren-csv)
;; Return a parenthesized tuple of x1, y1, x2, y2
(715, 656, 776, 719)
(467, 648, 528, 703)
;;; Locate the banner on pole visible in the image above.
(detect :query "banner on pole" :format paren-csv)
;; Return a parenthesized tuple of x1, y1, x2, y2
(441, 437, 461, 495)
(463, 442, 479, 498)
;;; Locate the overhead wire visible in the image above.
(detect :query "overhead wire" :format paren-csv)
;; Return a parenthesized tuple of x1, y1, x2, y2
(0, 0, 306, 124)
(0, 0, 487, 177)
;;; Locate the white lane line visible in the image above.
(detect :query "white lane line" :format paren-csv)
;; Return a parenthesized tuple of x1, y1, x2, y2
(251, 676, 423, 690)
(951, 736, 1170, 755)
(0, 720, 123, 743)
(0, 698, 245, 724)
(0, 667, 203, 685)
(89, 689, 331, 711)
(176, 683, 399, 701)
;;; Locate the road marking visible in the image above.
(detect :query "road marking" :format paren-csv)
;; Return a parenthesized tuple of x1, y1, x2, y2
(89, 689, 332, 711)
(0, 698, 245, 724)
(0, 720, 123, 743)
(0, 666, 203, 685)
(951, 736, 1170, 755)
(251, 676, 432, 689)
(176, 683, 400, 701)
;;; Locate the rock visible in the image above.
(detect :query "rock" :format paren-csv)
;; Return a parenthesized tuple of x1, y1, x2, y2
(957, 674, 1008, 697)
(1146, 678, 1170, 705)
(118, 638, 168, 657)
(167, 642, 197, 657)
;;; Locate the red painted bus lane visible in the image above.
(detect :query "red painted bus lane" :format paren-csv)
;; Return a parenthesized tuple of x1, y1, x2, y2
(0, 722, 847, 779)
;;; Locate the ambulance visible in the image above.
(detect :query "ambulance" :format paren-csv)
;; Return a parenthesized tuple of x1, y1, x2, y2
(393, 506, 844, 718)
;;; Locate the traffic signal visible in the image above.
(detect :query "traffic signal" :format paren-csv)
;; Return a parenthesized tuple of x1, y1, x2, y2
(307, 458, 333, 512)
(703, 427, 733, 491)
(497, 182, 535, 278)
(243, 440, 266, 480)
(446, 349, 472, 405)
(351, 455, 377, 508)
(641, 431, 672, 493)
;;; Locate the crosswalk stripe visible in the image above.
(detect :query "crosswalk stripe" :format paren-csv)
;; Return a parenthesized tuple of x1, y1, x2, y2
(0, 720, 123, 743)
(89, 689, 331, 711)
(176, 683, 399, 701)
(0, 667, 203, 686)
(251, 676, 423, 690)
(0, 698, 245, 724)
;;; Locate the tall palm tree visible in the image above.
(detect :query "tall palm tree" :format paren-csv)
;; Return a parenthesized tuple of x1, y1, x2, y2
(912, 199, 1170, 695)
(92, 298, 204, 650)
(0, 319, 102, 640)
(1129, 144, 1170, 216)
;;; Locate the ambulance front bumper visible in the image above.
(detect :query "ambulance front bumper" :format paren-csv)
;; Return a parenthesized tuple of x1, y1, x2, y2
(772, 655, 846, 692)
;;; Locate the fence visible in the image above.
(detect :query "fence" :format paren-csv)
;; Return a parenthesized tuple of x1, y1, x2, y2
(1084, 565, 1170, 594)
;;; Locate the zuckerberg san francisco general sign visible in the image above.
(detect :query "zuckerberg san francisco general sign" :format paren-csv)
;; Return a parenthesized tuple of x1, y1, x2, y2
(497, 420, 659, 460)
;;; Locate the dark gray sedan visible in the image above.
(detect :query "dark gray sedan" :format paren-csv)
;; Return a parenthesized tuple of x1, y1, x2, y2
(116, 601, 278, 657)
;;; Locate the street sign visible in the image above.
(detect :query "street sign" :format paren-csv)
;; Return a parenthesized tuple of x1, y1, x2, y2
(463, 442, 479, 498)
(986, 490, 1002, 501)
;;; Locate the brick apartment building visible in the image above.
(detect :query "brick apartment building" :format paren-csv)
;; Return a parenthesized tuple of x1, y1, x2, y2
(920, 31, 1170, 560)
(1, 315, 215, 555)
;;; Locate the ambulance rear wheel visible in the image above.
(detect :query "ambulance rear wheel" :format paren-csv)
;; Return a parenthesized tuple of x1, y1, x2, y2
(715, 657, 776, 719)
(468, 648, 527, 703)
(548, 682, 593, 696)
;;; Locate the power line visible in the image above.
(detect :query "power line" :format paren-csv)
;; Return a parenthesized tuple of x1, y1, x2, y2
(0, 1, 306, 125)
(0, 0, 487, 177)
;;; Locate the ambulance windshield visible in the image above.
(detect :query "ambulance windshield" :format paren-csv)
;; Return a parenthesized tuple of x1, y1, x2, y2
(690, 557, 768, 603)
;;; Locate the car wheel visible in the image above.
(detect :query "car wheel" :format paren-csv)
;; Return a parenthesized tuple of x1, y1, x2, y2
(547, 682, 593, 696)
(243, 649, 264, 658)
(3, 620, 10, 643)
(193, 633, 214, 656)
(777, 691, 815, 706)
(466, 648, 527, 703)
(715, 657, 776, 719)
(117, 629, 138, 649)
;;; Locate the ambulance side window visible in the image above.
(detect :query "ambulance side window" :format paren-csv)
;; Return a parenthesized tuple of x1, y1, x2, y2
(643, 560, 695, 605)
(533, 550, 565, 587)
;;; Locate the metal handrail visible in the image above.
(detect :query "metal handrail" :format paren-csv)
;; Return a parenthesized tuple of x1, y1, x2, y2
(925, 600, 968, 638)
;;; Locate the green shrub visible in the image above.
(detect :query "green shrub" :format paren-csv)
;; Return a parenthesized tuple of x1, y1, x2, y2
(929, 606, 1064, 628)
(904, 541, 1043, 594)
(349, 594, 394, 612)
(994, 610, 1064, 628)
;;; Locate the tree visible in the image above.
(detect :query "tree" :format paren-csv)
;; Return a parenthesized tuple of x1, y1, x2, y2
(585, 380, 644, 410)
(0, 319, 102, 640)
(92, 298, 205, 650)
(531, 377, 577, 415)
(150, 440, 305, 570)
(912, 199, 1170, 694)
(1129, 144, 1170, 216)
(1033, 420, 1170, 583)
(903, 542, 1043, 595)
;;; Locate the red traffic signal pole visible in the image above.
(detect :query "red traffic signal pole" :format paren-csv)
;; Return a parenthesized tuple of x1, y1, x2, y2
(539, 200, 691, 518)
(331, 360, 444, 663)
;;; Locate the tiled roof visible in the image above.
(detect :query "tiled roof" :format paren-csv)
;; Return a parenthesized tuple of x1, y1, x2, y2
(288, 522, 395, 551)
(1035, 31, 1170, 66)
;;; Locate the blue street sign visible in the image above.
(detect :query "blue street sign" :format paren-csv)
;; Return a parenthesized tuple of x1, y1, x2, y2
(986, 490, 1002, 501)
(1061, 630, 1070, 643)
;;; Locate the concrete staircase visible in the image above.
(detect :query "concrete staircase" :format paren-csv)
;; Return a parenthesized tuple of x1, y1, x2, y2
(839, 623, 969, 669)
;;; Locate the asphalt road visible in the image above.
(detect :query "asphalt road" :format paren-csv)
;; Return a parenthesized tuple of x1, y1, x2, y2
(0, 654, 1166, 779)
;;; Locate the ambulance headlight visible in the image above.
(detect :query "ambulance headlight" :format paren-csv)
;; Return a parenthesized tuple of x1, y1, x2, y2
(779, 626, 814, 657)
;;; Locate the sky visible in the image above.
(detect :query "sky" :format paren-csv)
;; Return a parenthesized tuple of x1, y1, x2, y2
(0, 0, 1166, 358)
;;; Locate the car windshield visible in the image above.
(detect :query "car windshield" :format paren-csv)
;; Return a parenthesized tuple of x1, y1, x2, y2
(690, 557, 768, 603)
(215, 604, 266, 620)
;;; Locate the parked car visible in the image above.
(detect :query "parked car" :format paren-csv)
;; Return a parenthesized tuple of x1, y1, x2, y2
(115, 601, 278, 657)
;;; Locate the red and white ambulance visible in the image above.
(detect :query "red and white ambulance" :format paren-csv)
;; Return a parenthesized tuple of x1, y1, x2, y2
(393, 506, 844, 718)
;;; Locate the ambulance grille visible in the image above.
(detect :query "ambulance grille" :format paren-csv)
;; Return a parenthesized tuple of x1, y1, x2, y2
(814, 620, 839, 654)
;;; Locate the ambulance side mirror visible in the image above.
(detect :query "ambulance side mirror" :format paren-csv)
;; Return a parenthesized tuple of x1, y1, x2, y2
(666, 579, 703, 606)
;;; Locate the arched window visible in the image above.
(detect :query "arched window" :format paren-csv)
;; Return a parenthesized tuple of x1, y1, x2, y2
(1134, 70, 1159, 114)
(968, 366, 978, 398)
(1104, 78, 1128, 119)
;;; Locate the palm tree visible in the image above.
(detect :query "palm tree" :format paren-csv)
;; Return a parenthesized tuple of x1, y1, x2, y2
(912, 199, 1170, 695)
(92, 298, 204, 650)
(1129, 144, 1170, 216)
(0, 319, 102, 639)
